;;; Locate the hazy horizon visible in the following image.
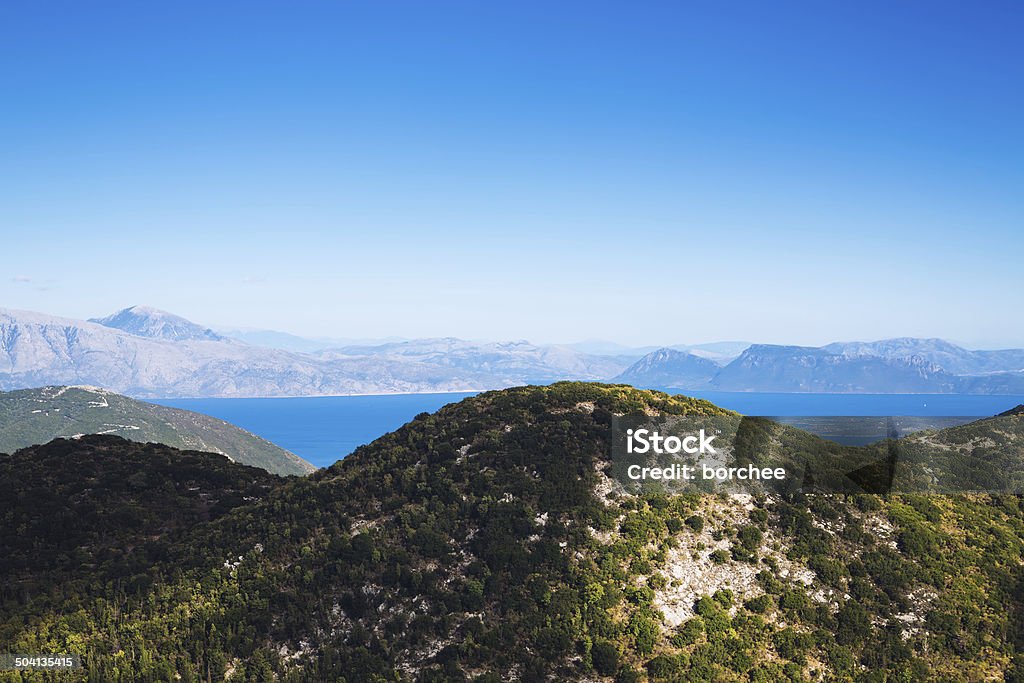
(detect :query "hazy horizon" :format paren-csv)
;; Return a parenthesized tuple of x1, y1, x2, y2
(3, 3, 1021, 348)
(5, 302, 1024, 353)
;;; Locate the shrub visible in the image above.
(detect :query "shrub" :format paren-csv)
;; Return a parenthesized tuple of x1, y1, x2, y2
(744, 595, 771, 613)
(591, 640, 619, 676)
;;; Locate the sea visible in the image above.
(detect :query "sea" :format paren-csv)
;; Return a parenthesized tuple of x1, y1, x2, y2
(153, 391, 1024, 469)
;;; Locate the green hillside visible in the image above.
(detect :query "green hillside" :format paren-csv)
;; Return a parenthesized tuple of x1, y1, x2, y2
(0, 386, 314, 476)
(1, 383, 1023, 681)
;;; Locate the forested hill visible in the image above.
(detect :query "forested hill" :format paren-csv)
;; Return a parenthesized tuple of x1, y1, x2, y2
(0, 435, 283, 598)
(2, 383, 1024, 682)
(0, 386, 315, 476)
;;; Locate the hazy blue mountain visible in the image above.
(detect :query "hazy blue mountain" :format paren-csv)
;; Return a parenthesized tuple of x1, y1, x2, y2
(9, 306, 1024, 396)
(710, 344, 959, 393)
(1, 308, 354, 398)
(216, 328, 334, 353)
(90, 305, 223, 342)
(0, 385, 314, 475)
(564, 340, 751, 364)
(613, 348, 720, 388)
(824, 337, 1024, 375)
(562, 339, 661, 357)
(316, 337, 629, 383)
(0, 308, 629, 398)
(613, 342, 1024, 394)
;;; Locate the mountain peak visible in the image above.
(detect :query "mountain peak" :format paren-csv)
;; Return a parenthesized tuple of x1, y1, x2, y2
(90, 306, 222, 342)
(613, 347, 720, 389)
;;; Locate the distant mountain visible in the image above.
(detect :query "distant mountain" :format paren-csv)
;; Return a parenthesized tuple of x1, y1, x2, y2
(318, 337, 626, 383)
(710, 344, 958, 393)
(562, 339, 661, 357)
(563, 340, 751, 364)
(824, 337, 1024, 375)
(618, 340, 1024, 394)
(670, 340, 751, 364)
(1, 307, 353, 398)
(0, 308, 629, 398)
(90, 305, 223, 341)
(0, 386, 314, 475)
(217, 328, 406, 353)
(215, 328, 328, 352)
(614, 348, 720, 388)
(7, 306, 1024, 396)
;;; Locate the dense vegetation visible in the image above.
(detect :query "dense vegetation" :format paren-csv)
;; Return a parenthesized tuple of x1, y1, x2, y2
(1, 436, 282, 603)
(1, 383, 1023, 682)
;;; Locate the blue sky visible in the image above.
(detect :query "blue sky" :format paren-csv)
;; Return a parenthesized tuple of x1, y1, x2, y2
(2, 1, 1021, 347)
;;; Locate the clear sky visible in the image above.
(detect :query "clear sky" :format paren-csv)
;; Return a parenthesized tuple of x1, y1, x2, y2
(1, 1, 1021, 348)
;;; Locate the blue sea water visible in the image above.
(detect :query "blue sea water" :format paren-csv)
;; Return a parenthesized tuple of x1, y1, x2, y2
(153, 392, 1024, 469)
(154, 393, 477, 468)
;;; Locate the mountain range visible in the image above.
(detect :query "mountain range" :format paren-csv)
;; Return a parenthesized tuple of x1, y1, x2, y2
(617, 340, 1024, 394)
(215, 327, 407, 354)
(0, 306, 626, 398)
(3, 305, 1024, 396)
(3, 383, 1023, 680)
